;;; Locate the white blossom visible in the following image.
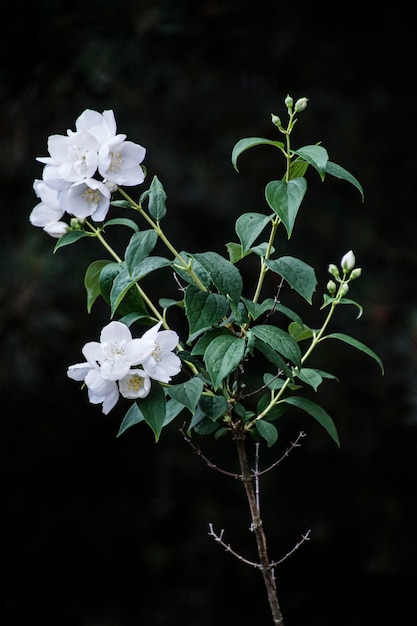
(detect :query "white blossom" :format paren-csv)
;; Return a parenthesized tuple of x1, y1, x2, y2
(98, 136, 146, 186)
(141, 321, 181, 383)
(59, 178, 111, 221)
(29, 179, 68, 238)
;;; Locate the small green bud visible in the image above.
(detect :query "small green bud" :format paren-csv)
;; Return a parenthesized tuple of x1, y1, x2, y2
(341, 250, 356, 273)
(350, 267, 362, 280)
(271, 113, 281, 128)
(285, 94, 293, 109)
(327, 280, 337, 294)
(328, 263, 339, 278)
(294, 97, 308, 113)
(340, 283, 349, 297)
(70, 217, 85, 230)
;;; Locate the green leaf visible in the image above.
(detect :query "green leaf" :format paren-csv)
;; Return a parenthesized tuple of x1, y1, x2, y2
(125, 230, 158, 276)
(103, 217, 139, 231)
(232, 137, 285, 172)
(204, 335, 246, 390)
(184, 284, 229, 341)
(326, 161, 364, 201)
(163, 398, 185, 426)
(191, 328, 230, 355)
(252, 337, 293, 379)
(294, 367, 326, 391)
(293, 145, 329, 180)
(100, 262, 148, 317)
(199, 394, 229, 420)
(139, 382, 167, 442)
(84, 260, 112, 313)
(265, 177, 307, 237)
(53, 230, 89, 252)
(325, 333, 384, 373)
(321, 295, 363, 319)
(167, 378, 204, 413)
(251, 325, 301, 367)
(147, 175, 167, 221)
(265, 256, 317, 303)
(288, 321, 314, 342)
(235, 212, 272, 253)
(283, 396, 340, 446)
(255, 420, 278, 447)
(192, 251, 243, 306)
(117, 402, 144, 437)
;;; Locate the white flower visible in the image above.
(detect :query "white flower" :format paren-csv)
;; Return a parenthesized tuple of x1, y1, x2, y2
(83, 321, 155, 382)
(29, 179, 68, 238)
(119, 369, 151, 399)
(67, 359, 120, 415)
(59, 178, 111, 221)
(141, 321, 181, 383)
(98, 136, 146, 186)
(37, 129, 99, 187)
(75, 109, 117, 144)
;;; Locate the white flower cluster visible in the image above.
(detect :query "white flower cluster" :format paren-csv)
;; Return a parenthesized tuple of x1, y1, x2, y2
(30, 109, 146, 237)
(67, 321, 181, 414)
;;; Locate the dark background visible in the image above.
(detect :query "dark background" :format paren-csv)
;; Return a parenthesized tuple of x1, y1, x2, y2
(1, 2, 416, 625)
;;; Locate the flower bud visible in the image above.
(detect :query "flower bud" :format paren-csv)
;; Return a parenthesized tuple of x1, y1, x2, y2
(350, 267, 362, 280)
(340, 283, 349, 297)
(285, 94, 293, 109)
(327, 280, 337, 294)
(294, 97, 308, 113)
(328, 263, 339, 277)
(341, 250, 355, 273)
(271, 113, 281, 128)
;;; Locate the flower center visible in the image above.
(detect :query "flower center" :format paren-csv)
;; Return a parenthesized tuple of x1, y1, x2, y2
(81, 188, 101, 209)
(109, 150, 124, 173)
(126, 372, 145, 392)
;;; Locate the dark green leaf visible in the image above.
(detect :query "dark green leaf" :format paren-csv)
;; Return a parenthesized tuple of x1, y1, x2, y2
(326, 161, 364, 201)
(251, 325, 301, 366)
(325, 333, 384, 373)
(168, 378, 204, 413)
(265, 256, 317, 303)
(192, 252, 243, 305)
(235, 212, 272, 253)
(255, 419, 278, 446)
(232, 137, 285, 172)
(204, 334, 246, 390)
(265, 177, 307, 237)
(84, 260, 112, 313)
(293, 145, 329, 180)
(184, 284, 229, 341)
(53, 230, 89, 252)
(283, 396, 340, 446)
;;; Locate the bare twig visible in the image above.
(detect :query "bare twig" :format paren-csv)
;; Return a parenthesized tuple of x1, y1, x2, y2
(271, 530, 311, 566)
(180, 424, 240, 478)
(256, 431, 306, 477)
(208, 523, 261, 569)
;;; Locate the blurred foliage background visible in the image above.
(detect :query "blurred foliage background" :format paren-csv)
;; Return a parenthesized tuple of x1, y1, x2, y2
(1, 1, 417, 625)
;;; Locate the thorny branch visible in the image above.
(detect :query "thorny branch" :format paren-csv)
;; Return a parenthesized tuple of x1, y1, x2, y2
(208, 523, 312, 569)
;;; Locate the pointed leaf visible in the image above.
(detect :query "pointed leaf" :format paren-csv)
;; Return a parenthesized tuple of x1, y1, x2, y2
(265, 177, 307, 237)
(192, 252, 243, 305)
(293, 145, 329, 180)
(265, 256, 317, 303)
(168, 378, 204, 413)
(326, 161, 364, 201)
(117, 402, 144, 437)
(251, 325, 301, 366)
(139, 382, 167, 442)
(199, 394, 229, 420)
(235, 212, 272, 253)
(232, 137, 285, 172)
(147, 175, 167, 221)
(103, 217, 139, 231)
(325, 333, 384, 373)
(184, 284, 229, 341)
(283, 396, 340, 446)
(204, 335, 246, 390)
(255, 420, 278, 447)
(84, 260, 112, 313)
(53, 230, 89, 252)
(125, 230, 158, 276)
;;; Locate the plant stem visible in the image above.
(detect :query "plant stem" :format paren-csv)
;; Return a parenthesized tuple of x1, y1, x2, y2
(235, 434, 285, 625)
(117, 187, 207, 292)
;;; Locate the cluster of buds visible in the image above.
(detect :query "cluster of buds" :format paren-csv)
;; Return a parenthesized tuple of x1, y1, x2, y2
(327, 250, 362, 296)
